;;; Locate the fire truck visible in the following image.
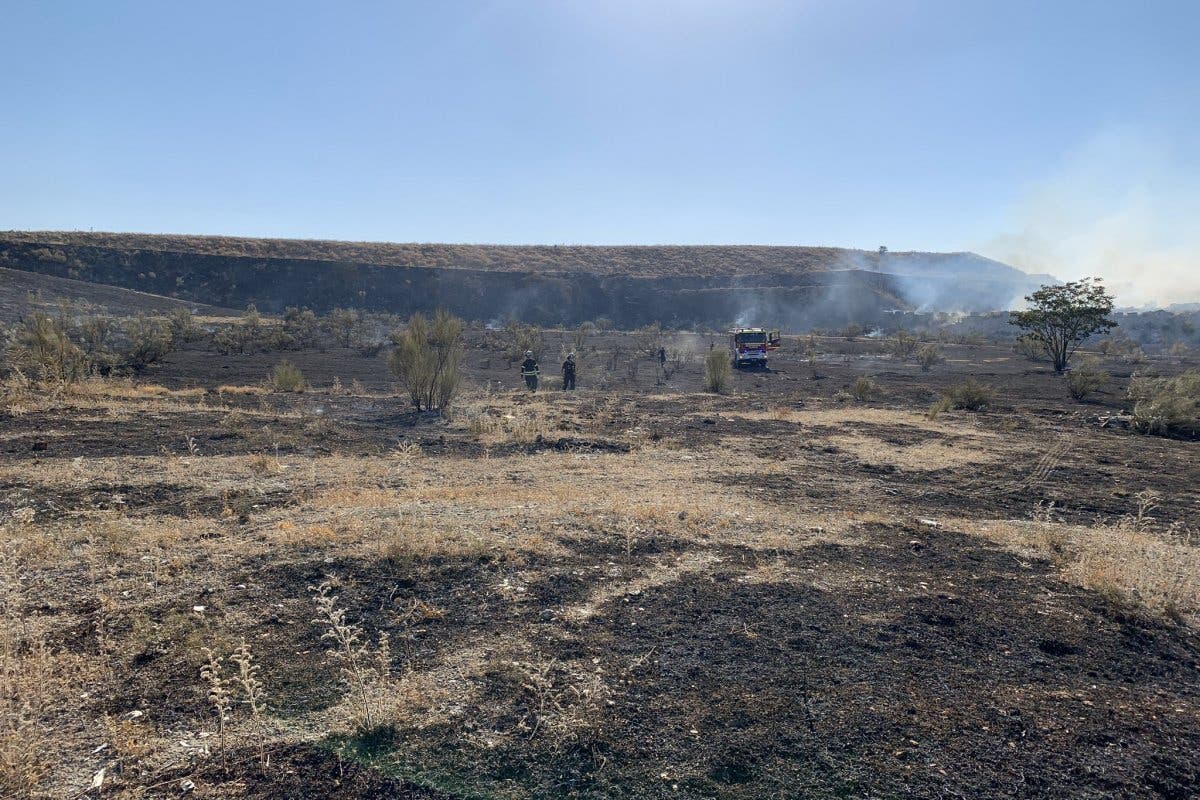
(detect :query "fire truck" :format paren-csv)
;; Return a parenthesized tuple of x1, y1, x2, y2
(730, 327, 782, 369)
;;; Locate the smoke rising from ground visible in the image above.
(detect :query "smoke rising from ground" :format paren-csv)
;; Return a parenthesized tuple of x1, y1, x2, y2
(983, 127, 1200, 308)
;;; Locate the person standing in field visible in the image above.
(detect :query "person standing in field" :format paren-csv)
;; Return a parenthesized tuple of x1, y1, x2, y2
(520, 350, 540, 391)
(562, 352, 577, 390)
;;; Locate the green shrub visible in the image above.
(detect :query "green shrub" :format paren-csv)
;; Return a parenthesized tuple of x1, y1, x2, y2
(944, 378, 995, 410)
(1065, 358, 1110, 402)
(915, 343, 944, 372)
(704, 348, 731, 393)
(850, 375, 874, 401)
(1128, 371, 1200, 438)
(123, 315, 174, 372)
(168, 307, 200, 343)
(887, 330, 918, 360)
(389, 309, 464, 412)
(268, 360, 307, 392)
(4, 313, 88, 383)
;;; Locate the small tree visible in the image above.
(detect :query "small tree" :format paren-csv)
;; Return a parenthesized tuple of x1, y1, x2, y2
(389, 309, 464, 412)
(1010, 278, 1116, 373)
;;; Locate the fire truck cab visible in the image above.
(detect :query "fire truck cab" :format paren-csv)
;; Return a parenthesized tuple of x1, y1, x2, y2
(730, 327, 782, 369)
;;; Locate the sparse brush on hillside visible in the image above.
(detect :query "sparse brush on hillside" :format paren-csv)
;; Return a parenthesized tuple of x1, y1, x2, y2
(1065, 358, 1110, 402)
(268, 360, 307, 392)
(389, 309, 464, 412)
(704, 348, 730, 393)
(1127, 370, 1200, 438)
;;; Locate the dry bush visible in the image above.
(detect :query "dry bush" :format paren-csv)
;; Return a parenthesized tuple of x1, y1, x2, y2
(389, 310, 464, 412)
(1013, 335, 1046, 362)
(886, 330, 918, 359)
(504, 320, 544, 363)
(704, 348, 731, 393)
(850, 375, 874, 401)
(122, 314, 174, 372)
(168, 307, 201, 343)
(915, 343, 944, 371)
(267, 360, 307, 392)
(4, 313, 88, 383)
(1064, 357, 1110, 402)
(1127, 370, 1200, 438)
(508, 657, 612, 747)
(943, 378, 995, 410)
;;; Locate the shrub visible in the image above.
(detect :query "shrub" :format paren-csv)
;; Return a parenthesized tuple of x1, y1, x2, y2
(944, 378, 995, 410)
(4, 313, 88, 383)
(704, 348, 731, 393)
(1013, 335, 1047, 362)
(1128, 371, 1200, 438)
(283, 307, 320, 349)
(268, 360, 307, 392)
(915, 343, 944, 372)
(80, 317, 113, 354)
(168, 308, 200, 343)
(850, 375, 874, 401)
(504, 320, 544, 364)
(325, 308, 360, 347)
(927, 395, 953, 419)
(389, 309, 464, 412)
(633, 322, 664, 355)
(123, 315, 174, 372)
(887, 330, 918, 360)
(1065, 358, 1110, 402)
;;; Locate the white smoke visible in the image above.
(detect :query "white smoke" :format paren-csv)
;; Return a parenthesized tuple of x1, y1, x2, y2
(982, 126, 1200, 308)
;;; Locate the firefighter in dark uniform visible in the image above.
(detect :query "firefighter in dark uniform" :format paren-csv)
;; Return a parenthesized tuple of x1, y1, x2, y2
(562, 352, 577, 390)
(520, 350, 539, 391)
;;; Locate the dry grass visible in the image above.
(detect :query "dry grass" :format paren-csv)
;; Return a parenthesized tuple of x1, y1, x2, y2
(969, 516, 1199, 624)
(1, 377, 1196, 796)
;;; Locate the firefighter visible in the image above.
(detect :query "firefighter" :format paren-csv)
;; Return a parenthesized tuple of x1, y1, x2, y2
(562, 352, 577, 390)
(520, 350, 539, 391)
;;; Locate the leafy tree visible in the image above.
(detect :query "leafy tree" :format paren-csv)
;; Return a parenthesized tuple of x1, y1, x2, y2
(1010, 278, 1116, 373)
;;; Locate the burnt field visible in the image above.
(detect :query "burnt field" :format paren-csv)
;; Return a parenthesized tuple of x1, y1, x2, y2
(2, 330, 1198, 799)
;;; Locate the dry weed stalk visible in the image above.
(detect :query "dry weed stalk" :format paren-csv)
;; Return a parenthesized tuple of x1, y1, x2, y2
(200, 647, 232, 769)
(311, 580, 386, 729)
(230, 639, 269, 770)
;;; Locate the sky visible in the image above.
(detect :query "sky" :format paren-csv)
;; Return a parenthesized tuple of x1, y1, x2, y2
(2, 0, 1198, 304)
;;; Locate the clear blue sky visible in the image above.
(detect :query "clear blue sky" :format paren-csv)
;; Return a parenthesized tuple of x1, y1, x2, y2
(3, 1, 1197, 298)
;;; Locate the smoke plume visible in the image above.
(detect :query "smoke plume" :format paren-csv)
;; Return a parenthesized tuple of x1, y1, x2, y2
(983, 127, 1200, 308)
